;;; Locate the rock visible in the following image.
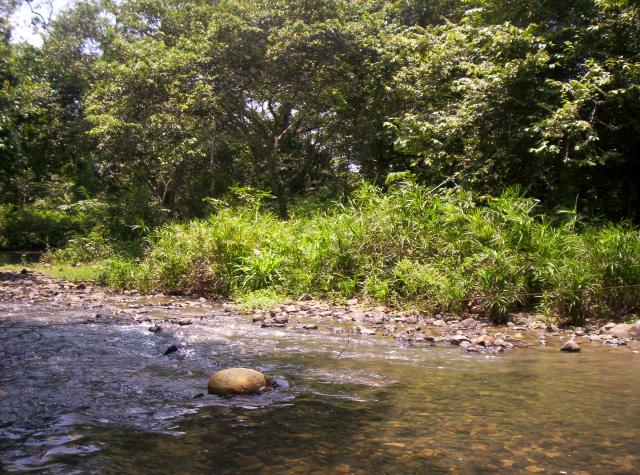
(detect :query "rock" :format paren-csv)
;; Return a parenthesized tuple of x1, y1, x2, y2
(355, 326, 376, 336)
(148, 325, 162, 334)
(284, 305, 299, 313)
(298, 293, 313, 302)
(432, 319, 447, 327)
(450, 335, 470, 345)
(351, 312, 366, 323)
(546, 324, 559, 333)
(493, 338, 512, 349)
(163, 344, 179, 356)
(601, 322, 616, 331)
(346, 298, 358, 305)
(273, 314, 289, 324)
(20, 268, 28, 275)
(252, 314, 266, 323)
(207, 368, 268, 396)
(458, 317, 477, 329)
(607, 323, 633, 339)
(471, 335, 496, 347)
(560, 340, 581, 352)
(302, 323, 318, 330)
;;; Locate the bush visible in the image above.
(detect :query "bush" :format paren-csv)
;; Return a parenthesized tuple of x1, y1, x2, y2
(98, 181, 640, 325)
(0, 200, 109, 250)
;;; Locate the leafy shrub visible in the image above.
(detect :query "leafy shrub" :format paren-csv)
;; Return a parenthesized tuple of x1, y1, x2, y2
(99, 181, 640, 325)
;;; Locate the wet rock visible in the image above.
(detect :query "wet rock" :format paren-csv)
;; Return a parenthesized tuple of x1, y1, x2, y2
(148, 324, 162, 334)
(193, 393, 205, 399)
(355, 326, 376, 336)
(459, 340, 472, 349)
(432, 319, 447, 327)
(302, 324, 318, 330)
(560, 340, 581, 352)
(261, 321, 286, 328)
(607, 323, 633, 339)
(269, 376, 289, 389)
(207, 368, 268, 396)
(163, 344, 179, 356)
(351, 311, 366, 323)
(252, 314, 266, 323)
(471, 335, 496, 347)
(603, 337, 626, 346)
(450, 335, 470, 345)
(406, 315, 419, 324)
(20, 268, 29, 275)
(458, 317, 478, 329)
(331, 327, 346, 334)
(273, 314, 289, 324)
(546, 324, 559, 333)
(76, 283, 87, 290)
(493, 338, 512, 349)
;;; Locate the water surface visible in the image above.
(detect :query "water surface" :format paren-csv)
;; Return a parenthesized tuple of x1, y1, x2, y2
(1, 301, 639, 473)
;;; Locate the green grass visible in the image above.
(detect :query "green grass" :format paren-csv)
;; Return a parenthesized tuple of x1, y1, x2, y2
(0, 262, 107, 283)
(24, 179, 640, 325)
(234, 289, 289, 313)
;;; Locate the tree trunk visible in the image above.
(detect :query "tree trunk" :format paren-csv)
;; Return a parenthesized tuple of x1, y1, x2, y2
(268, 139, 288, 220)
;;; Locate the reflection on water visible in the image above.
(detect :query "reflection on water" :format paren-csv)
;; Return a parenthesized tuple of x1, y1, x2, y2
(0, 302, 639, 473)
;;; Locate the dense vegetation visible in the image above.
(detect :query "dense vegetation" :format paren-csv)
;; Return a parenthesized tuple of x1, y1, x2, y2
(2, 0, 640, 323)
(63, 178, 637, 325)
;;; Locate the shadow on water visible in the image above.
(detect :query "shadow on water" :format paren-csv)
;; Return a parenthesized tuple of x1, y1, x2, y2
(1, 300, 640, 473)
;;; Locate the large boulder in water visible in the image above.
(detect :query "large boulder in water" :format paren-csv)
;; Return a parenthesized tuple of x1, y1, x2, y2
(208, 368, 268, 395)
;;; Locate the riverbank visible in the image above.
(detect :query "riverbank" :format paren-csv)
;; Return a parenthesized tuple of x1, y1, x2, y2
(3, 268, 639, 356)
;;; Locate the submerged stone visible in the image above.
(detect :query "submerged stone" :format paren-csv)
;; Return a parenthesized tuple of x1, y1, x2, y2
(560, 340, 581, 352)
(207, 368, 268, 396)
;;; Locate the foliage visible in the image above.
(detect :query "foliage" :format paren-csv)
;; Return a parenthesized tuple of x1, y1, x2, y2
(100, 181, 640, 325)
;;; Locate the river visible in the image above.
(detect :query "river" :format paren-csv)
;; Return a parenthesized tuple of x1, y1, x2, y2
(1, 282, 639, 473)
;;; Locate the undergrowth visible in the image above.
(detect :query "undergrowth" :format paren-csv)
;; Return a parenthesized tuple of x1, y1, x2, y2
(56, 178, 640, 325)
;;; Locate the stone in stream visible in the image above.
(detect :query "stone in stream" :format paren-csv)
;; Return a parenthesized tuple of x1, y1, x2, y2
(163, 344, 179, 356)
(207, 368, 269, 396)
(450, 335, 470, 345)
(458, 317, 478, 329)
(560, 340, 581, 352)
(471, 335, 496, 347)
(606, 323, 637, 339)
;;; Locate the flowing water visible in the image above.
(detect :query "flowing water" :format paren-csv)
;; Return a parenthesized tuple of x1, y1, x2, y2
(1, 300, 639, 474)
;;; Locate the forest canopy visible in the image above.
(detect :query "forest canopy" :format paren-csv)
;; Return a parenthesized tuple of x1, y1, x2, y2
(1, 0, 640, 239)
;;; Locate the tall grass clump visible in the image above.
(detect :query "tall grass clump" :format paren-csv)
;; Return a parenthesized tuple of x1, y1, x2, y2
(103, 178, 640, 325)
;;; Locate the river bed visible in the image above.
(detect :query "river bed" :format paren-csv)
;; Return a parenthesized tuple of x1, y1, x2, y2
(1, 273, 639, 473)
